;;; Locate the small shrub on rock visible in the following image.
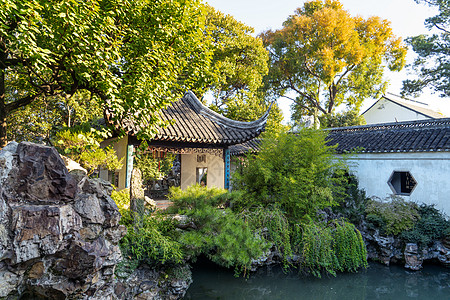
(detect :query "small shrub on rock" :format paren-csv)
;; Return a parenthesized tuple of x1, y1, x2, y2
(365, 195, 420, 235)
(111, 188, 130, 210)
(401, 204, 450, 247)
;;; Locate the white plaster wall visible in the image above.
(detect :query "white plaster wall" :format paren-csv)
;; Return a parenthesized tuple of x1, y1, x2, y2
(346, 152, 450, 215)
(99, 135, 128, 190)
(363, 99, 430, 124)
(181, 153, 224, 190)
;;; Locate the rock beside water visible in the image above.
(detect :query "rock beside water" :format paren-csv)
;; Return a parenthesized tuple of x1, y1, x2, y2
(361, 225, 450, 270)
(0, 141, 192, 299)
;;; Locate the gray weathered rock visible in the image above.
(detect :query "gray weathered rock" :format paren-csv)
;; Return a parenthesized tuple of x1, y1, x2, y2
(360, 224, 450, 270)
(404, 243, 423, 270)
(0, 142, 125, 299)
(115, 264, 192, 300)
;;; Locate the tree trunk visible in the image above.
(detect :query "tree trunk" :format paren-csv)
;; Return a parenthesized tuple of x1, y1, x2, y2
(0, 69, 7, 149)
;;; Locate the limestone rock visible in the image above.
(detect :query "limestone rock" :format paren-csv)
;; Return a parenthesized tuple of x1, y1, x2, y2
(360, 222, 450, 270)
(404, 243, 423, 271)
(7, 142, 77, 204)
(116, 264, 192, 300)
(0, 141, 17, 181)
(61, 155, 88, 175)
(0, 268, 20, 298)
(0, 142, 125, 299)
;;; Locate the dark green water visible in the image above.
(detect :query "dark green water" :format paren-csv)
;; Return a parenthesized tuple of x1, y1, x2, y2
(184, 262, 450, 300)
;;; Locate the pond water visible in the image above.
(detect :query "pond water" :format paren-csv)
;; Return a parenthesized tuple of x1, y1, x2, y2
(184, 261, 450, 300)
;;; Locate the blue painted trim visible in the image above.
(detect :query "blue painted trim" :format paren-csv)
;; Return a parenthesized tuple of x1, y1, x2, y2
(224, 149, 230, 189)
(125, 145, 134, 188)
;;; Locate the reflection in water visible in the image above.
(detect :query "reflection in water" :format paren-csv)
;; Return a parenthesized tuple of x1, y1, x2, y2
(184, 262, 450, 300)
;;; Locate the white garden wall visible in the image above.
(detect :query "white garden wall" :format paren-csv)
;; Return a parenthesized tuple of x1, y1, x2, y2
(346, 152, 450, 216)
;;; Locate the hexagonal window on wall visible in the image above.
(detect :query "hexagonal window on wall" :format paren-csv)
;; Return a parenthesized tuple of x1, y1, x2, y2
(388, 171, 417, 196)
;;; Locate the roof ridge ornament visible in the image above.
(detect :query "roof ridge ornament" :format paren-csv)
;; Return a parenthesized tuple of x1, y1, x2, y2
(183, 91, 272, 131)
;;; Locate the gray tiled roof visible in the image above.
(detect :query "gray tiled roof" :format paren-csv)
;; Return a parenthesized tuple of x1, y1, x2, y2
(151, 92, 269, 146)
(229, 138, 261, 156)
(326, 118, 450, 154)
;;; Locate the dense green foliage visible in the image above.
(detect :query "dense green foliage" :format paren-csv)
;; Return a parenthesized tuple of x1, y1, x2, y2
(241, 205, 293, 265)
(119, 210, 183, 268)
(365, 196, 420, 236)
(7, 91, 102, 144)
(403, 0, 450, 97)
(0, 0, 209, 147)
(319, 109, 366, 129)
(111, 188, 130, 210)
(297, 220, 367, 277)
(134, 144, 175, 185)
(401, 204, 450, 247)
(332, 175, 369, 225)
(230, 130, 368, 277)
(261, 0, 406, 124)
(53, 128, 122, 176)
(232, 129, 347, 221)
(168, 185, 267, 271)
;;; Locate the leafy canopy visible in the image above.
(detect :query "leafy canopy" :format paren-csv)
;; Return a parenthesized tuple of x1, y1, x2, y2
(261, 0, 407, 123)
(0, 0, 209, 147)
(195, 5, 285, 132)
(7, 91, 102, 144)
(53, 128, 123, 176)
(402, 0, 450, 97)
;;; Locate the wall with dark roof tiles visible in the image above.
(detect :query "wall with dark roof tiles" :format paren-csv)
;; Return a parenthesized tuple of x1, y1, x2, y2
(326, 118, 450, 154)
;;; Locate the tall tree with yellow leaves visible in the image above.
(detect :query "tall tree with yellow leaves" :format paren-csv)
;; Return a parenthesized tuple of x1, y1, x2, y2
(261, 0, 407, 124)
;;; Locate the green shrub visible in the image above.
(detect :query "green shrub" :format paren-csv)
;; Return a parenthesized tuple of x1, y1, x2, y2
(401, 204, 450, 247)
(297, 221, 338, 277)
(365, 196, 420, 235)
(111, 188, 130, 210)
(167, 185, 267, 272)
(241, 205, 292, 266)
(232, 129, 348, 222)
(331, 220, 367, 273)
(119, 211, 183, 268)
(295, 220, 367, 277)
(167, 184, 233, 211)
(333, 175, 369, 225)
(365, 213, 385, 231)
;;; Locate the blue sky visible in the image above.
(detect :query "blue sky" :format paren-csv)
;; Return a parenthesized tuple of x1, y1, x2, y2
(205, 0, 450, 123)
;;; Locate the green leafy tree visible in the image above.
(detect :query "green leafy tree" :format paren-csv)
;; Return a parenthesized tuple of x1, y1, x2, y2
(261, 0, 407, 124)
(7, 90, 102, 144)
(197, 5, 268, 107)
(402, 0, 450, 97)
(54, 129, 123, 176)
(318, 109, 366, 128)
(191, 5, 285, 132)
(0, 0, 209, 148)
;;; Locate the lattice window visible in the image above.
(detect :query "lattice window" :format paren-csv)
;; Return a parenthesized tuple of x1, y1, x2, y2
(388, 171, 417, 196)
